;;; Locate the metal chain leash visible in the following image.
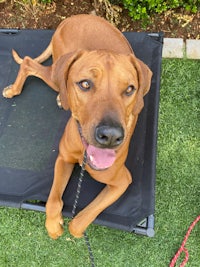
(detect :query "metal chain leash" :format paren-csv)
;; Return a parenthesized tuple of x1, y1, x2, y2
(71, 150, 95, 267)
(71, 150, 87, 218)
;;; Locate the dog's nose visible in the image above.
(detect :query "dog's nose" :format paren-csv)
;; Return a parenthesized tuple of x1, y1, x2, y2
(95, 124, 124, 148)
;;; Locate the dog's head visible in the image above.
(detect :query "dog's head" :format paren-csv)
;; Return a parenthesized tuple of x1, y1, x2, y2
(53, 50, 152, 170)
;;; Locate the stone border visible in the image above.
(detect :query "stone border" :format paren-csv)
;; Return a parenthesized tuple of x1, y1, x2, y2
(163, 38, 200, 59)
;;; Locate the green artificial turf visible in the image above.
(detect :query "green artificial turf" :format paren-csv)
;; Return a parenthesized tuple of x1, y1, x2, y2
(0, 58, 199, 267)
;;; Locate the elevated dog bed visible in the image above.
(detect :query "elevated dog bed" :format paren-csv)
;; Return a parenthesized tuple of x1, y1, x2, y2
(0, 29, 163, 237)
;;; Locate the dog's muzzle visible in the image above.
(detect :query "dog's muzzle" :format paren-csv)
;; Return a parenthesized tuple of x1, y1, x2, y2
(77, 121, 124, 171)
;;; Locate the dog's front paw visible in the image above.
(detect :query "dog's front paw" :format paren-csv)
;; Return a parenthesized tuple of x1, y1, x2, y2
(45, 216, 64, 239)
(68, 219, 85, 238)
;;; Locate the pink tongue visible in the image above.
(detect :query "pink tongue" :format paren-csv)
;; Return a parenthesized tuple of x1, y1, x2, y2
(87, 145, 116, 170)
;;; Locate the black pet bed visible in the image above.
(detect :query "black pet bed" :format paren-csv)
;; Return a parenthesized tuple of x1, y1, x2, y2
(0, 29, 163, 237)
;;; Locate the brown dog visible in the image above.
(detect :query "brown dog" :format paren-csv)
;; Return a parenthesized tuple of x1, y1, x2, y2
(3, 14, 152, 239)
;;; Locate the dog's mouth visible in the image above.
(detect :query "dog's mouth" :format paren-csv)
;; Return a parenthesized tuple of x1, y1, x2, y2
(86, 144, 116, 171)
(77, 122, 116, 171)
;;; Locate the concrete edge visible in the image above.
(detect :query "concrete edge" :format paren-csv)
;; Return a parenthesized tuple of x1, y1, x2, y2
(162, 38, 200, 59)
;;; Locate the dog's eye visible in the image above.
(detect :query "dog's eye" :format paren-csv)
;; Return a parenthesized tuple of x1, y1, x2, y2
(124, 85, 136, 96)
(77, 80, 93, 91)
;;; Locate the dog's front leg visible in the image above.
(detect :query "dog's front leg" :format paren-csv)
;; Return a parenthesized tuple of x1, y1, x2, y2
(45, 154, 74, 239)
(69, 166, 132, 238)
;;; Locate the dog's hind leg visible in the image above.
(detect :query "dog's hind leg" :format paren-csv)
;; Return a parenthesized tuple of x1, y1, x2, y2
(2, 56, 58, 98)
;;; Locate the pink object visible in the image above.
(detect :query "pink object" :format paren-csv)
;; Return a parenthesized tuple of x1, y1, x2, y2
(86, 144, 116, 170)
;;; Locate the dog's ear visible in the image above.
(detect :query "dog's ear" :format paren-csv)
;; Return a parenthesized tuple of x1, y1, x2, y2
(130, 54, 152, 115)
(52, 50, 86, 110)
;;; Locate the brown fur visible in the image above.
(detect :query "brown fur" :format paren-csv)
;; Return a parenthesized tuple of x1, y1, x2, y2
(2, 15, 152, 238)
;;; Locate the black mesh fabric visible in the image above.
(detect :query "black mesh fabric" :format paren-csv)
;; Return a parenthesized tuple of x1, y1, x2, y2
(0, 29, 163, 233)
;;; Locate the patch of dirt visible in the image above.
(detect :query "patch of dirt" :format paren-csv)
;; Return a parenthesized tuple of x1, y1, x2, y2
(0, 0, 199, 40)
